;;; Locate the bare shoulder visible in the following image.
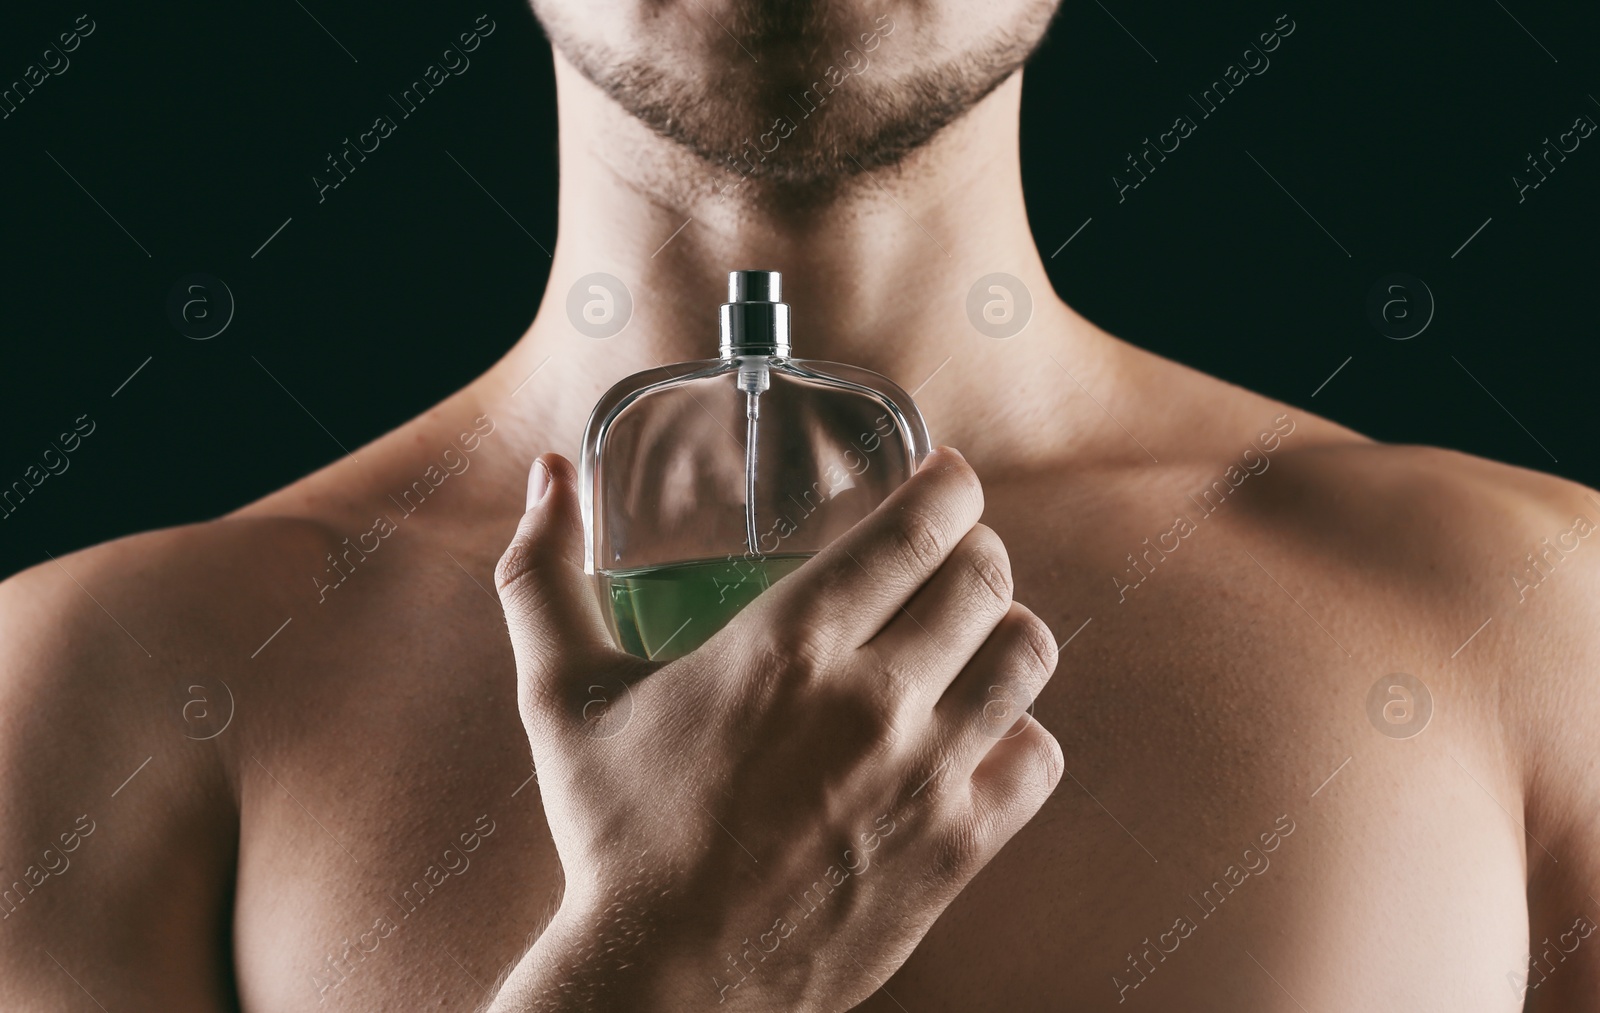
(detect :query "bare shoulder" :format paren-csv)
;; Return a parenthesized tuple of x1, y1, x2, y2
(1230, 436, 1600, 668)
(0, 516, 340, 1010)
(1093, 379, 1600, 720)
(1, 513, 342, 692)
(0, 511, 352, 797)
(1256, 441, 1600, 795)
(1141, 427, 1600, 1001)
(1258, 438, 1599, 609)
(1281, 444, 1600, 1006)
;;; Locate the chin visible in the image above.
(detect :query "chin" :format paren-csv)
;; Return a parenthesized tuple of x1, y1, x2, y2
(532, 0, 1058, 183)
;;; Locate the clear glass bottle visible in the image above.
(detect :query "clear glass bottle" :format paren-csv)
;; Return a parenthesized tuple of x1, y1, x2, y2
(580, 270, 932, 661)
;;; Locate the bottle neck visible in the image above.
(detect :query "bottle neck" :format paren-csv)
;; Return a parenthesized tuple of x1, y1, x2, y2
(735, 355, 772, 395)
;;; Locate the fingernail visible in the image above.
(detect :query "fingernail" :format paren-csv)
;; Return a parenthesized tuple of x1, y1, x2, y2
(921, 446, 964, 470)
(526, 459, 551, 509)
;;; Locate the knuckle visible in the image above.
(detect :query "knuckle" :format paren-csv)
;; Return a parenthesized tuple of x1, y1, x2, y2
(999, 726, 1065, 812)
(864, 664, 908, 721)
(893, 506, 948, 571)
(1033, 728, 1066, 788)
(845, 651, 916, 741)
(870, 712, 907, 755)
(976, 680, 1026, 737)
(963, 539, 1013, 611)
(1004, 608, 1058, 684)
(495, 543, 565, 641)
(494, 539, 540, 597)
(873, 646, 928, 705)
(932, 817, 985, 878)
(766, 625, 834, 678)
(854, 687, 907, 758)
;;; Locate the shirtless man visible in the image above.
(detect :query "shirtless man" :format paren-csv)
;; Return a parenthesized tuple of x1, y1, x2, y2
(3, 0, 1598, 1009)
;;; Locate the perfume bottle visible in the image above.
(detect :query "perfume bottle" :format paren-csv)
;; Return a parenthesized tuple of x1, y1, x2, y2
(580, 270, 932, 661)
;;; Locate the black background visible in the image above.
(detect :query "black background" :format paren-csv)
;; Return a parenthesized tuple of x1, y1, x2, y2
(1, 0, 1595, 579)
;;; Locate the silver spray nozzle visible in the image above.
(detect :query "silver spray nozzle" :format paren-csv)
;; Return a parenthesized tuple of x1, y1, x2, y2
(720, 269, 790, 358)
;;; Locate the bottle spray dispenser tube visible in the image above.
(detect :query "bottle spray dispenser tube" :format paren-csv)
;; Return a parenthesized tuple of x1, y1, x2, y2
(580, 269, 932, 660)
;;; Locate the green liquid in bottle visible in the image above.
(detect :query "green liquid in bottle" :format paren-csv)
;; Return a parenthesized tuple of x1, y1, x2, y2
(602, 553, 813, 661)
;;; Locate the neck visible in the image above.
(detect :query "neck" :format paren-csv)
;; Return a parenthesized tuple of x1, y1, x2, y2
(474, 50, 1110, 467)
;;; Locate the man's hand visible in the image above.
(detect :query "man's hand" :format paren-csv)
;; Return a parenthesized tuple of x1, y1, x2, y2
(489, 447, 1063, 1013)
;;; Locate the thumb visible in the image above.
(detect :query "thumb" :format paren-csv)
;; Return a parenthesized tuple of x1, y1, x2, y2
(495, 453, 619, 703)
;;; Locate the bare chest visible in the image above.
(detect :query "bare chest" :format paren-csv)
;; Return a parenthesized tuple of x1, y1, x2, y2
(229, 523, 1530, 1012)
(229, 587, 562, 1010)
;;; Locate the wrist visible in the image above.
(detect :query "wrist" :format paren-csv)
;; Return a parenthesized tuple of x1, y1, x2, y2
(506, 897, 718, 1013)
(494, 887, 821, 1013)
